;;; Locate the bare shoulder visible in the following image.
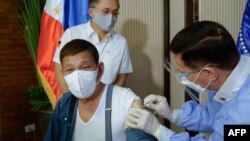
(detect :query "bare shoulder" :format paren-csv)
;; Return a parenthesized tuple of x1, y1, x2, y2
(131, 99, 142, 109)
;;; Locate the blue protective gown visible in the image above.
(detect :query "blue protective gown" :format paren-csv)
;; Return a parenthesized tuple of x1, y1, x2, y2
(160, 55, 250, 141)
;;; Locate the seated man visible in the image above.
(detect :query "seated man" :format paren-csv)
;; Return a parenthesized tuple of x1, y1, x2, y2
(44, 39, 156, 141)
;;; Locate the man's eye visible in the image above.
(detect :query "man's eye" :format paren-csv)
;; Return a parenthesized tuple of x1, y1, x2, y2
(112, 12, 118, 16)
(80, 66, 90, 70)
(112, 11, 119, 16)
(102, 10, 109, 14)
(66, 68, 73, 73)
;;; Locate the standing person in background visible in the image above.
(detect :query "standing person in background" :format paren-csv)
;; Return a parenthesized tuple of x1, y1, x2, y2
(125, 21, 250, 141)
(53, 0, 133, 93)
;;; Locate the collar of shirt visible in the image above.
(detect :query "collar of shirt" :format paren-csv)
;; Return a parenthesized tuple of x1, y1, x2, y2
(214, 55, 250, 104)
(86, 20, 113, 42)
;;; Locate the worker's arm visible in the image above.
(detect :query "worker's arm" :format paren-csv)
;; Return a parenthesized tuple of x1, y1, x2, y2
(114, 73, 128, 87)
(55, 62, 69, 94)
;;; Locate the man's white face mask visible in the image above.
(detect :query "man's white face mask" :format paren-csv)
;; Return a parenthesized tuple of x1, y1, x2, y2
(64, 70, 98, 99)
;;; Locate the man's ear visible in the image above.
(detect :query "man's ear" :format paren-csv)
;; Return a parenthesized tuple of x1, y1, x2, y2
(59, 64, 64, 74)
(97, 62, 104, 78)
(89, 8, 94, 18)
(203, 67, 218, 81)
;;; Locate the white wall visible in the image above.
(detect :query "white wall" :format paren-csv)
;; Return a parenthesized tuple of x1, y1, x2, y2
(115, 0, 165, 99)
(169, 0, 185, 132)
(199, 0, 247, 41)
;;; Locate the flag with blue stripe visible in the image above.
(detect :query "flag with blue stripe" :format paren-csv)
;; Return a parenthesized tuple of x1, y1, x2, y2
(63, 0, 90, 30)
(237, 0, 250, 55)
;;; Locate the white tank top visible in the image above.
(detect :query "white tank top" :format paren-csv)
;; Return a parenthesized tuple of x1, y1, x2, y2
(72, 85, 140, 141)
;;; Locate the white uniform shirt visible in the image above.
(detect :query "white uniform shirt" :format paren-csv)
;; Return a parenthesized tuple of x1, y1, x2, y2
(72, 85, 140, 141)
(53, 21, 133, 84)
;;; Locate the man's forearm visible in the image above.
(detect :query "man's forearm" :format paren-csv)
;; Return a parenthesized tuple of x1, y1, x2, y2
(114, 73, 128, 87)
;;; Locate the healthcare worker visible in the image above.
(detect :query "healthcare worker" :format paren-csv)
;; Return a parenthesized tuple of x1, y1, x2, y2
(125, 21, 250, 141)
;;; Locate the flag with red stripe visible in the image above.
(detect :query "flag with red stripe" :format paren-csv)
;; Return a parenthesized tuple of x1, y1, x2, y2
(37, 0, 90, 107)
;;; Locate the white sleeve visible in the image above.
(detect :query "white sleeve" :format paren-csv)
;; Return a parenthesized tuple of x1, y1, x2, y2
(111, 86, 141, 140)
(112, 86, 140, 120)
(53, 29, 73, 63)
(53, 47, 61, 63)
(119, 40, 133, 74)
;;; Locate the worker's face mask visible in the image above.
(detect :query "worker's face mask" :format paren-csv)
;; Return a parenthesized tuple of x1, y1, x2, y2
(92, 11, 117, 32)
(179, 70, 211, 94)
(64, 70, 98, 99)
(164, 59, 210, 104)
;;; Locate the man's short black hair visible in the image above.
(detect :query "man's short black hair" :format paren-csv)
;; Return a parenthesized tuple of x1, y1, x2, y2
(170, 20, 240, 70)
(89, 0, 120, 8)
(60, 39, 99, 64)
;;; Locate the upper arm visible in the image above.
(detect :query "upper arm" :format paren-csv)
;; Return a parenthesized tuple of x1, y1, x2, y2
(125, 97, 158, 141)
(131, 99, 142, 109)
(124, 99, 142, 130)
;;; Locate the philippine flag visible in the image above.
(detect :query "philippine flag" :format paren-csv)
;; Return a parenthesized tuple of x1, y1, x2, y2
(37, 0, 90, 107)
(237, 0, 250, 55)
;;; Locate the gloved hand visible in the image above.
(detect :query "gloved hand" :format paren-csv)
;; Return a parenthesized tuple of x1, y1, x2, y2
(125, 108, 161, 138)
(144, 94, 173, 121)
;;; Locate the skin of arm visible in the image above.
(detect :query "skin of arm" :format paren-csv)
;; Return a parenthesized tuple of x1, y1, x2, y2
(131, 100, 143, 108)
(124, 99, 142, 129)
(55, 62, 69, 94)
(114, 73, 128, 87)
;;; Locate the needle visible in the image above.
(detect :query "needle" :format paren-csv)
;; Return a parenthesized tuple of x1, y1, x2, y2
(142, 100, 158, 115)
(142, 100, 158, 108)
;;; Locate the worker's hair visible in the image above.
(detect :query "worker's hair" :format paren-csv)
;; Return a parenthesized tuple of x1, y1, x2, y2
(90, 0, 99, 7)
(90, 0, 119, 8)
(170, 21, 240, 70)
(60, 39, 99, 65)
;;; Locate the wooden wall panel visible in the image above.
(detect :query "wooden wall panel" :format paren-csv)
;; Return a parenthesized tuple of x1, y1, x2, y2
(0, 0, 42, 140)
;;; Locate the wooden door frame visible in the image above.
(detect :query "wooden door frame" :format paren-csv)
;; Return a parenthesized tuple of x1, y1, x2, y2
(163, 0, 170, 127)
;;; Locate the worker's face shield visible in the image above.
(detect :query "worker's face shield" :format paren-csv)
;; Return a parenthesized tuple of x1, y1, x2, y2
(164, 59, 204, 104)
